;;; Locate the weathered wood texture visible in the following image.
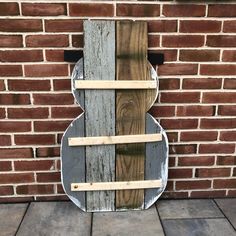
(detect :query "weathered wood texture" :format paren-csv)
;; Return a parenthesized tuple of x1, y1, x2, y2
(17, 202, 91, 236)
(116, 21, 149, 209)
(84, 21, 116, 212)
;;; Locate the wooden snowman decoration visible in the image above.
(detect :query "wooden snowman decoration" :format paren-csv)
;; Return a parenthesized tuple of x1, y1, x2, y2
(61, 20, 168, 212)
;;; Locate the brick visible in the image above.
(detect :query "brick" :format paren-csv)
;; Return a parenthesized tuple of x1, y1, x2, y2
(180, 20, 221, 33)
(161, 119, 198, 130)
(207, 35, 236, 47)
(0, 135, 11, 146)
(71, 35, 84, 48)
(0, 148, 33, 159)
(8, 80, 51, 91)
(0, 65, 22, 76)
(57, 133, 63, 144)
(202, 92, 236, 103)
(178, 156, 215, 166)
(191, 190, 226, 198)
(0, 94, 30, 105)
(51, 107, 81, 118)
(159, 64, 198, 76)
(149, 106, 175, 118)
(196, 168, 231, 178)
(45, 20, 83, 32)
(0, 161, 12, 171)
(177, 105, 215, 117)
(224, 78, 236, 89)
(26, 35, 69, 47)
(169, 144, 197, 154)
(182, 78, 222, 89)
(16, 184, 54, 195)
(220, 131, 236, 141)
(180, 50, 220, 62)
(163, 4, 205, 17)
(117, 4, 160, 17)
(0, 50, 43, 62)
(228, 190, 236, 197)
(15, 135, 55, 145)
(217, 156, 235, 165)
(148, 35, 160, 47)
(168, 168, 192, 179)
(166, 132, 178, 143)
(201, 65, 236, 76)
(169, 157, 176, 167)
(14, 160, 54, 171)
(0, 35, 22, 48)
(0, 80, 5, 91)
(162, 35, 204, 47)
(0, 186, 14, 196)
(218, 105, 236, 116)
(34, 120, 71, 132)
(69, 3, 114, 17)
(22, 3, 66, 16)
(208, 4, 236, 17)
(161, 192, 189, 199)
(0, 173, 34, 184)
(53, 79, 71, 91)
(223, 21, 236, 33)
(0, 3, 19, 15)
(214, 179, 236, 189)
(176, 180, 211, 190)
(180, 131, 217, 141)
(37, 172, 61, 182)
(0, 197, 33, 203)
(0, 19, 42, 32)
(161, 92, 200, 103)
(201, 118, 236, 129)
(148, 20, 177, 32)
(222, 50, 236, 62)
(166, 181, 174, 191)
(8, 108, 49, 119)
(46, 50, 64, 62)
(36, 196, 69, 201)
(33, 94, 74, 105)
(0, 121, 31, 133)
(57, 184, 65, 194)
(159, 78, 180, 90)
(199, 144, 235, 154)
(36, 147, 60, 157)
(0, 108, 5, 118)
(25, 64, 68, 77)
(149, 49, 177, 61)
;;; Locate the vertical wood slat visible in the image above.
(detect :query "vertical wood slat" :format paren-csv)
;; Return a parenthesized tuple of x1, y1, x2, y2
(84, 21, 116, 212)
(116, 21, 148, 210)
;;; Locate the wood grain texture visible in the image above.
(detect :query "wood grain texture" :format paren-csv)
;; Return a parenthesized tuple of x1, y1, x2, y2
(116, 21, 149, 210)
(84, 20, 115, 212)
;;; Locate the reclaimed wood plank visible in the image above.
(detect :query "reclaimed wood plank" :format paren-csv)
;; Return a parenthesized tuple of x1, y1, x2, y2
(17, 202, 91, 236)
(116, 21, 148, 210)
(0, 203, 28, 236)
(84, 20, 115, 212)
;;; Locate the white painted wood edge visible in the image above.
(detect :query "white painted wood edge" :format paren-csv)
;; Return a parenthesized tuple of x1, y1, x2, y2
(68, 133, 162, 146)
(74, 80, 157, 89)
(71, 179, 162, 191)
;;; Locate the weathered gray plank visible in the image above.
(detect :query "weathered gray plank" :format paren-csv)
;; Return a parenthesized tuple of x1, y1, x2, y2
(215, 198, 236, 229)
(145, 113, 168, 209)
(17, 202, 91, 236)
(162, 218, 236, 236)
(157, 199, 223, 219)
(92, 206, 164, 236)
(0, 203, 27, 236)
(84, 20, 115, 212)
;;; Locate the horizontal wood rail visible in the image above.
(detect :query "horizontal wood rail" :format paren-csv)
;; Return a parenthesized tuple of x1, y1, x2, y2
(71, 180, 162, 191)
(74, 80, 157, 89)
(68, 133, 162, 146)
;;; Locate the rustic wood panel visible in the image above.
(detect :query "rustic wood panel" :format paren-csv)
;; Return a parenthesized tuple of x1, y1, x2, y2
(116, 21, 148, 210)
(84, 20, 116, 212)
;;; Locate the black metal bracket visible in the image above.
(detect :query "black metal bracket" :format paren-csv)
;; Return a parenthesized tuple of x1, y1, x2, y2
(64, 50, 164, 65)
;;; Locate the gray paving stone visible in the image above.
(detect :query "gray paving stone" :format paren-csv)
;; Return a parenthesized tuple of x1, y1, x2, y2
(16, 202, 91, 236)
(92, 206, 164, 236)
(215, 198, 236, 229)
(0, 203, 28, 236)
(157, 199, 223, 219)
(162, 218, 236, 236)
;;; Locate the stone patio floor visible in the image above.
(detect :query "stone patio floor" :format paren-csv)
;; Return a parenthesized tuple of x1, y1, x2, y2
(1, 198, 235, 236)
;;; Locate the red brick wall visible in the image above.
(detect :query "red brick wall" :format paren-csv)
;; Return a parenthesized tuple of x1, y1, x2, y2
(0, 1, 235, 202)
